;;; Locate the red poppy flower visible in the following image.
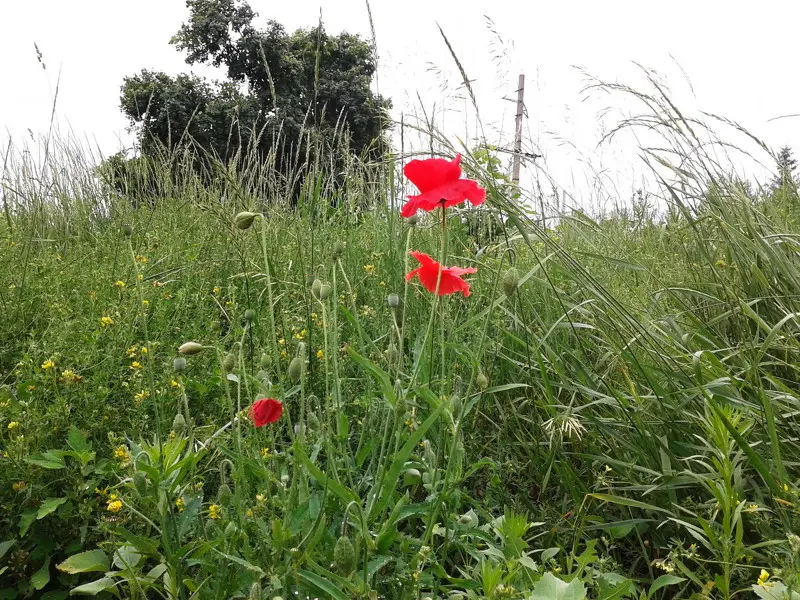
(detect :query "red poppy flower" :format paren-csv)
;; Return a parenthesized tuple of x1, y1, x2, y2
(401, 154, 486, 218)
(405, 251, 478, 297)
(249, 398, 283, 427)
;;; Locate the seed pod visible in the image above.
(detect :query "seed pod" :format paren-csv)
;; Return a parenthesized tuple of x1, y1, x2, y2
(172, 413, 187, 435)
(458, 509, 478, 527)
(222, 353, 236, 372)
(394, 393, 407, 417)
(332, 240, 345, 259)
(173, 357, 187, 372)
(387, 293, 400, 308)
(217, 483, 233, 507)
(244, 309, 256, 322)
(288, 357, 303, 383)
(234, 211, 258, 230)
(476, 370, 489, 391)
(333, 535, 356, 575)
(133, 471, 148, 496)
(407, 214, 420, 226)
(311, 278, 322, 299)
(121, 224, 133, 237)
(307, 411, 320, 431)
(403, 468, 421, 486)
(178, 342, 204, 356)
(502, 267, 520, 296)
(319, 284, 332, 300)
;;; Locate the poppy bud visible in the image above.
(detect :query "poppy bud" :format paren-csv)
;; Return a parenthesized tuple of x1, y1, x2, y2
(178, 342, 204, 355)
(403, 468, 422, 486)
(319, 284, 332, 300)
(332, 240, 345, 259)
(222, 353, 236, 372)
(249, 583, 262, 600)
(476, 370, 489, 391)
(244, 309, 256, 322)
(121, 224, 133, 237)
(333, 535, 356, 575)
(217, 483, 233, 507)
(387, 293, 400, 308)
(385, 342, 398, 364)
(288, 357, 303, 383)
(458, 509, 478, 527)
(502, 267, 520, 296)
(234, 211, 258, 230)
(172, 413, 187, 435)
(311, 278, 322, 299)
(394, 393, 407, 416)
(307, 411, 320, 431)
(259, 353, 270, 369)
(407, 214, 420, 226)
(173, 357, 187, 372)
(224, 521, 237, 538)
(133, 471, 148, 497)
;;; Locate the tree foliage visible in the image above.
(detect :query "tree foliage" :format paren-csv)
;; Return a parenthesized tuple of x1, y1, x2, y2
(112, 0, 390, 196)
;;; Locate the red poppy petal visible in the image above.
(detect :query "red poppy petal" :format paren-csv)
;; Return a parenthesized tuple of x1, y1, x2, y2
(446, 266, 478, 277)
(250, 398, 283, 427)
(403, 179, 486, 216)
(409, 251, 437, 267)
(403, 154, 462, 194)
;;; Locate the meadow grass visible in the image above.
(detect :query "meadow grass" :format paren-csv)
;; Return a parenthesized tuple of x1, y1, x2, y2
(1, 82, 799, 599)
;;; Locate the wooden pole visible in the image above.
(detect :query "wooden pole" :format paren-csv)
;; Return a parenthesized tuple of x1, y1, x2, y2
(511, 73, 525, 184)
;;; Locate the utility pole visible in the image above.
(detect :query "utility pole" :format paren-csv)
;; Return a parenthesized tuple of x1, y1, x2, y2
(511, 73, 525, 184)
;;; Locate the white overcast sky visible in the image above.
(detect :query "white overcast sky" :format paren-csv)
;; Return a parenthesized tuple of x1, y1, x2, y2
(2, 0, 799, 210)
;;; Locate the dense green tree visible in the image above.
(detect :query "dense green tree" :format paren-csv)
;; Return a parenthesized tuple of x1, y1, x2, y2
(113, 0, 390, 197)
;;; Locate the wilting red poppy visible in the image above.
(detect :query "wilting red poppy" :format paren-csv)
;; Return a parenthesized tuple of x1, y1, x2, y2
(401, 154, 486, 218)
(249, 398, 283, 427)
(405, 251, 477, 297)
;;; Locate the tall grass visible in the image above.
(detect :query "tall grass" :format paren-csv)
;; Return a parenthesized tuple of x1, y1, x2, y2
(1, 73, 799, 599)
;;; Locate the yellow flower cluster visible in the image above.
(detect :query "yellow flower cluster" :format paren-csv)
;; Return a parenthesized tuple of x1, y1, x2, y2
(41, 359, 55, 371)
(363, 264, 376, 274)
(114, 280, 126, 288)
(7, 421, 20, 431)
(175, 497, 185, 512)
(114, 445, 130, 462)
(60, 369, 83, 384)
(208, 504, 222, 520)
(12, 481, 27, 492)
(100, 316, 114, 327)
(106, 493, 123, 513)
(135, 255, 149, 264)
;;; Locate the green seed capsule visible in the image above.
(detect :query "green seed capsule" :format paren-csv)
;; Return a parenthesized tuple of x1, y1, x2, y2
(403, 468, 422, 486)
(173, 357, 187, 372)
(217, 483, 232, 507)
(244, 309, 256, 322)
(319, 284, 332, 300)
(178, 342, 204, 355)
(476, 370, 489, 391)
(311, 278, 322, 299)
(121, 224, 133, 237)
(387, 293, 400, 308)
(332, 240, 345, 259)
(259, 353, 270, 369)
(222, 353, 236, 372)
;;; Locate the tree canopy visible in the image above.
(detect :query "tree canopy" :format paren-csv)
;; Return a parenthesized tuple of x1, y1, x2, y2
(114, 0, 390, 192)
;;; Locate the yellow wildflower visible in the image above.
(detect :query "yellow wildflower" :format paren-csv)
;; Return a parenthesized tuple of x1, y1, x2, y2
(757, 569, 770, 586)
(130, 361, 143, 370)
(363, 264, 375, 274)
(208, 504, 222, 520)
(316, 349, 324, 360)
(107, 500, 123, 513)
(311, 312, 317, 319)
(294, 329, 307, 340)
(715, 260, 726, 269)
(135, 255, 149, 264)
(114, 445, 130, 462)
(60, 369, 83, 384)
(126, 346, 138, 358)
(12, 481, 27, 492)
(26, 385, 36, 392)
(137, 274, 143, 281)
(256, 493, 266, 504)
(278, 338, 285, 346)
(280, 350, 288, 359)
(152, 280, 165, 287)
(175, 497, 185, 512)
(141, 299, 149, 307)
(784, 483, 790, 492)
(7, 421, 20, 431)
(213, 286, 221, 294)
(41, 360, 55, 371)
(100, 316, 114, 327)
(746, 504, 759, 511)
(134, 390, 150, 403)
(95, 487, 108, 497)
(260, 448, 270, 458)
(140, 346, 148, 354)
(114, 280, 126, 288)
(170, 379, 181, 388)
(246, 508, 254, 518)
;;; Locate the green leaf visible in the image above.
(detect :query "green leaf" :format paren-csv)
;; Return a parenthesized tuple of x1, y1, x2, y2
(31, 556, 51, 590)
(19, 509, 37, 536)
(530, 572, 587, 600)
(57, 550, 109, 574)
(112, 545, 142, 570)
(294, 447, 359, 507)
(37, 497, 67, 520)
(588, 493, 673, 515)
(69, 577, 116, 596)
(114, 527, 159, 557)
(27, 451, 66, 470)
(0, 540, 14, 559)
(296, 569, 351, 600)
(346, 346, 397, 407)
(67, 426, 91, 454)
(648, 574, 685, 598)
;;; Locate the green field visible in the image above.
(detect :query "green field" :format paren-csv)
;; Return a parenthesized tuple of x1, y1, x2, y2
(1, 85, 799, 599)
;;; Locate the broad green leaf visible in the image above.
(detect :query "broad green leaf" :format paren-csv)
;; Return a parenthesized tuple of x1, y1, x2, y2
(530, 572, 587, 600)
(297, 569, 351, 600)
(294, 447, 359, 506)
(112, 545, 142, 570)
(0, 540, 14, 559)
(588, 493, 672, 515)
(31, 556, 50, 590)
(67, 426, 91, 454)
(648, 574, 685, 598)
(19, 509, 36, 536)
(27, 451, 66, 470)
(37, 497, 67, 520)
(346, 346, 396, 407)
(69, 577, 116, 596)
(57, 549, 109, 574)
